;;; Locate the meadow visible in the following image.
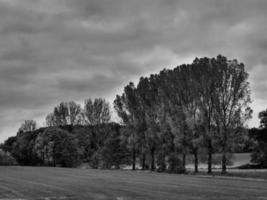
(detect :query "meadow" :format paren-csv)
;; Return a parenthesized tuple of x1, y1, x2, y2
(1, 166, 267, 200)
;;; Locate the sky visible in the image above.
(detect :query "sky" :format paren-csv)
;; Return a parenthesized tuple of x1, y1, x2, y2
(0, 0, 267, 142)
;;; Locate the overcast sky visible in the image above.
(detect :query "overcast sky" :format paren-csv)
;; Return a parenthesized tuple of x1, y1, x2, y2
(0, 0, 267, 142)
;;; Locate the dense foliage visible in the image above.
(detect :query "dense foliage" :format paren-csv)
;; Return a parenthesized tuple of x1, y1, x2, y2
(1, 123, 129, 168)
(114, 55, 252, 173)
(249, 128, 267, 167)
(0, 149, 17, 165)
(249, 110, 267, 168)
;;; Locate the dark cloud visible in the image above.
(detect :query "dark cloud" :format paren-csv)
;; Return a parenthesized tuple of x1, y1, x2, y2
(0, 0, 267, 141)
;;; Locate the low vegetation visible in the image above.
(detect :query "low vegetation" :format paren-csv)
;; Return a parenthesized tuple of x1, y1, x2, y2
(249, 110, 267, 168)
(0, 149, 17, 165)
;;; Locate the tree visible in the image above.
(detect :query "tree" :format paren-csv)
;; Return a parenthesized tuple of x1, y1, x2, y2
(99, 126, 130, 169)
(114, 82, 144, 170)
(191, 57, 219, 174)
(157, 66, 202, 173)
(34, 127, 80, 167)
(0, 149, 17, 166)
(45, 113, 58, 127)
(250, 109, 267, 168)
(250, 127, 267, 168)
(170, 65, 203, 173)
(11, 129, 42, 165)
(136, 75, 168, 171)
(211, 55, 252, 173)
(18, 120, 37, 133)
(83, 98, 111, 125)
(259, 109, 267, 128)
(1, 136, 17, 153)
(46, 101, 82, 126)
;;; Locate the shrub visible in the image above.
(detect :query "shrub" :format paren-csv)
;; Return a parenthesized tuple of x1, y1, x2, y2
(167, 153, 184, 173)
(0, 150, 17, 165)
(156, 151, 166, 172)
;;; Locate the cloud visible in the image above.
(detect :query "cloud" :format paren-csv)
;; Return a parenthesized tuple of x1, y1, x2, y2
(0, 0, 267, 141)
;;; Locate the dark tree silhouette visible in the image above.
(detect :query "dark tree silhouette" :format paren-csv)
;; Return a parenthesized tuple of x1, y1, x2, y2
(83, 98, 111, 125)
(19, 120, 37, 133)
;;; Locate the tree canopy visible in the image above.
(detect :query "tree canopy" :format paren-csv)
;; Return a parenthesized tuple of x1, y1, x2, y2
(114, 55, 252, 173)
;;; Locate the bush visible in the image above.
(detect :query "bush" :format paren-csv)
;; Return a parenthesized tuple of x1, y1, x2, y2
(167, 153, 184, 173)
(35, 127, 81, 167)
(249, 128, 267, 168)
(2, 123, 128, 168)
(0, 150, 17, 165)
(99, 129, 130, 169)
(156, 151, 166, 172)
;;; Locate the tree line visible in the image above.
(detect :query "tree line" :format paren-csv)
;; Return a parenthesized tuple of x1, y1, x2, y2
(114, 55, 252, 174)
(1, 55, 264, 174)
(45, 98, 111, 127)
(1, 98, 124, 168)
(2, 123, 130, 168)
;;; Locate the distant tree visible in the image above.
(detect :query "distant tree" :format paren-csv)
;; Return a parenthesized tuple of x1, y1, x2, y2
(46, 101, 82, 126)
(11, 130, 42, 165)
(68, 101, 82, 125)
(249, 127, 267, 168)
(1, 136, 17, 153)
(45, 113, 58, 127)
(67, 123, 124, 169)
(71, 126, 91, 162)
(34, 127, 80, 167)
(83, 98, 111, 125)
(259, 109, 267, 128)
(0, 149, 17, 166)
(99, 126, 130, 169)
(249, 108, 267, 168)
(5, 122, 125, 168)
(232, 127, 254, 153)
(18, 120, 37, 133)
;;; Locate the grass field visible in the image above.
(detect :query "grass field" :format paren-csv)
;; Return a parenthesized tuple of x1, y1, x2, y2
(1, 167, 267, 200)
(186, 153, 252, 170)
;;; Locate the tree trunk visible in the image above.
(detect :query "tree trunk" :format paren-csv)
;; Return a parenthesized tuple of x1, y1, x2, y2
(132, 149, 136, 170)
(221, 129, 227, 174)
(53, 148, 56, 167)
(182, 129, 187, 173)
(194, 150, 199, 173)
(150, 148, 155, 171)
(142, 153, 146, 170)
(182, 153, 186, 173)
(221, 153, 227, 174)
(53, 156, 56, 167)
(207, 142, 212, 174)
(42, 152, 45, 166)
(170, 134, 175, 153)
